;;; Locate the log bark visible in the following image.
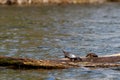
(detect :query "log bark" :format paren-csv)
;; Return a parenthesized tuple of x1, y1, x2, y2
(0, 54, 120, 69)
(0, 0, 120, 5)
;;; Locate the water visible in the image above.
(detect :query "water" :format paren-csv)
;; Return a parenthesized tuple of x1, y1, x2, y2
(0, 3, 120, 80)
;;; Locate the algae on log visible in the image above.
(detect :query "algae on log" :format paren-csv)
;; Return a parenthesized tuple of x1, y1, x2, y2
(0, 55, 120, 69)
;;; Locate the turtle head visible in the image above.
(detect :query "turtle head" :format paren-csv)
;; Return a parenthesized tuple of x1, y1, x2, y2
(62, 50, 69, 58)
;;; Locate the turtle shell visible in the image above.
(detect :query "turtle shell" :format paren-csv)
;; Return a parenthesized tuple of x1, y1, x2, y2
(63, 50, 77, 58)
(86, 53, 98, 58)
(63, 50, 82, 62)
(68, 53, 76, 58)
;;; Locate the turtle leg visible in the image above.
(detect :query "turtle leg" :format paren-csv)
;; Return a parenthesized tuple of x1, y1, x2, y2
(73, 57, 82, 62)
(78, 57, 82, 61)
(72, 58, 78, 62)
(70, 58, 82, 62)
(70, 58, 74, 62)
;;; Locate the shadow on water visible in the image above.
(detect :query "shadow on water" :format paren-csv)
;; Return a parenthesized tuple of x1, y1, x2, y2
(0, 3, 120, 80)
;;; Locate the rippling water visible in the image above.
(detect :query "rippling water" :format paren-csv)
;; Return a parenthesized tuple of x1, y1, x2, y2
(0, 3, 120, 80)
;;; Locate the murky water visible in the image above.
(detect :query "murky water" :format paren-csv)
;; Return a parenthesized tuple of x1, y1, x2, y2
(0, 3, 120, 80)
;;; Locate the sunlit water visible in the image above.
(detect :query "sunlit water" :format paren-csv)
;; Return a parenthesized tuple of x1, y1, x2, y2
(0, 3, 120, 80)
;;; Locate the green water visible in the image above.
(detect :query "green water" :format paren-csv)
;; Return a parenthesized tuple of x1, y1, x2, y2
(0, 3, 120, 80)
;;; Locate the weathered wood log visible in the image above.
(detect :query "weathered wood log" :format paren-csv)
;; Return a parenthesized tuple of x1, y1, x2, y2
(0, 54, 120, 69)
(0, 0, 120, 5)
(0, 56, 71, 69)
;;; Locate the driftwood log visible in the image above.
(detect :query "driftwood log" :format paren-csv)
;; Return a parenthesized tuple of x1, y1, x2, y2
(0, 54, 120, 69)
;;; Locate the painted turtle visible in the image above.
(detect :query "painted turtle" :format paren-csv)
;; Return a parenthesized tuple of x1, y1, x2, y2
(86, 53, 98, 58)
(62, 50, 82, 62)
